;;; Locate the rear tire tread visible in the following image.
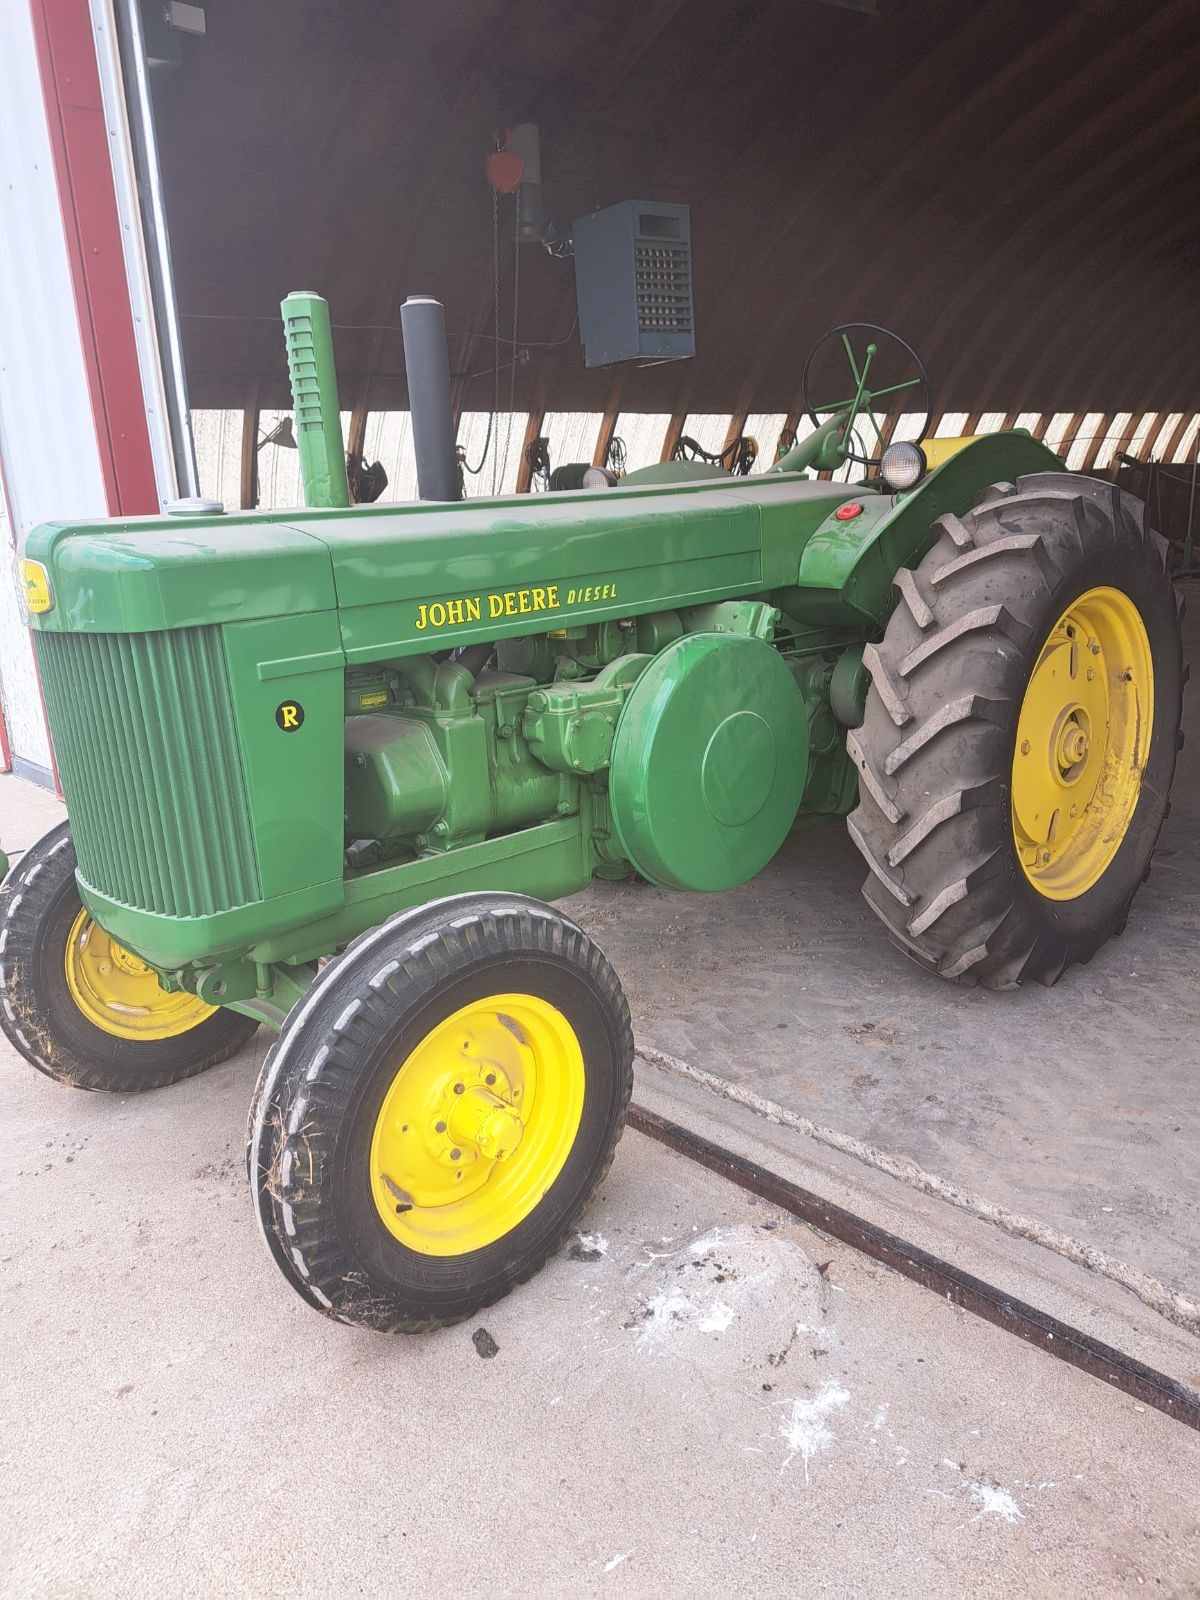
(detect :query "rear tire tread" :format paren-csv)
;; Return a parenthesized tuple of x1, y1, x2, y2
(847, 472, 1183, 989)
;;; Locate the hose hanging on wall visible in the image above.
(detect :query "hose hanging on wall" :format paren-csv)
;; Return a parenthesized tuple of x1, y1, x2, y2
(525, 436, 552, 491)
(671, 434, 759, 476)
(347, 454, 389, 503)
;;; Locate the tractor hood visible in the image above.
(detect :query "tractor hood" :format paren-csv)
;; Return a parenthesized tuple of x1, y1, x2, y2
(19, 474, 871, 645)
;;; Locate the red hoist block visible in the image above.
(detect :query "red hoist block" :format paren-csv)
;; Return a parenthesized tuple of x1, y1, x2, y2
(486, 149, 524, 195)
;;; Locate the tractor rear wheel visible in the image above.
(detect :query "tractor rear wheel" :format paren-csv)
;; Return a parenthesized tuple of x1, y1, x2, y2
(0, 821, 259, 1090)
(248, 893, 633, 1331)
(847, 473, 1183, 989)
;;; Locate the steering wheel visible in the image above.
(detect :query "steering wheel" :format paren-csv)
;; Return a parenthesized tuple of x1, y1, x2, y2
(801, 323, 932, 468)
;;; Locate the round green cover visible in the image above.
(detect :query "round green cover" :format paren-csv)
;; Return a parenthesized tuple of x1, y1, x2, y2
(608, 632, 809, 891)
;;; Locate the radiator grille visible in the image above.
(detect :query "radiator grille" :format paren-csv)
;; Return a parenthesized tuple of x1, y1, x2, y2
(634, 244, 693, 334)
(34, 628, 261, 917)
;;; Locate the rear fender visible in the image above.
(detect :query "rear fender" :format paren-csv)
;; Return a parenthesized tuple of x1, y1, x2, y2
(781, 432, 1064, 626)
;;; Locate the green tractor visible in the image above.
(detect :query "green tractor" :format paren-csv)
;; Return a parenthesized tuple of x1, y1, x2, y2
(2, 304, 1181, 1332)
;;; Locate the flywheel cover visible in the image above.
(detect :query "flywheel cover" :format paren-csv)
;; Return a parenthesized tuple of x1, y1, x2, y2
(609, 632, 809, 891)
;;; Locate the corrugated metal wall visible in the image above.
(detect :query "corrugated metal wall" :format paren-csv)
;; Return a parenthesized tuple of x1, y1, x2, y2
(198, 405, 1200, 512)
(0, 0, 109, 781)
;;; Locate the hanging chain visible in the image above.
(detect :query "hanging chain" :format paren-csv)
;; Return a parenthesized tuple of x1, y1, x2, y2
(489, 184, 501, 493)
(459, 186, 500, 487)
(498, 196, 521, 493)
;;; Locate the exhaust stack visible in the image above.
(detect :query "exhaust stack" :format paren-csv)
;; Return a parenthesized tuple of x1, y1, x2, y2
(401, 297, 461, 502)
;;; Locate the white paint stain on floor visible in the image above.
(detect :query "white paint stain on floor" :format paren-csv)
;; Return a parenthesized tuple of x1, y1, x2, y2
(697, 1300, 735, 1333)
(619, 1224, 822, 1360)
(779, 1380, 852, 1483)
(634, 1288, 692, 1349)
(571, 1218, 1052, 1535)
(938, 1459, 1027, 1525)
(965, 1481, 1025, 1525)
(602, 1550, 634, 1573)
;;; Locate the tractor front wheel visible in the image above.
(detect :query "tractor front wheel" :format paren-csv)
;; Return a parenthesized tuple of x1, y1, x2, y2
(0, 821, 259, 1090)
(248, 893, 634, 1332)
(848, 474, 1183, 989)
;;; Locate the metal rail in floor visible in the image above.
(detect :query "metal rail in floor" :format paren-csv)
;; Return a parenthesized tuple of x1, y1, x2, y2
(629, 1103, 1200, 1434)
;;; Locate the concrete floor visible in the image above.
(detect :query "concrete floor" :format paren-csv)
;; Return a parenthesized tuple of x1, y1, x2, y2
(1, 582, 1198, 1594)
(3, 1053, 1199, 1597)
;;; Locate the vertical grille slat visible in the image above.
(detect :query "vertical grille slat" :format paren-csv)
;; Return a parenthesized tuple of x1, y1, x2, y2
(176, 629, 232, 909)
(96, 634, 163, 909)
(34, 627, 261, 918)
(205, 631, 262, 898)
(96, 634, 167, 909)
(180, 626, 255, 908)
(142, 632, 204, 913)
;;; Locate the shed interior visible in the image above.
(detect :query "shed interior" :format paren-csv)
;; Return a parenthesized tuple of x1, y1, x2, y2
(150, 0, 1200, 515)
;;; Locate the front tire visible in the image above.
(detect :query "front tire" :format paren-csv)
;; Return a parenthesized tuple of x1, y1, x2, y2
(847, 474, 1183, 989)
(0, 821, 259, 1090)
(248, 893, 634, 1332)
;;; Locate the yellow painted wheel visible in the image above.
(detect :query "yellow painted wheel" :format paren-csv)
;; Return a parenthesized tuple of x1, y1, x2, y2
(1012, 586, 1153, 901)
(369, 993, 585, 1256)
(251, 894, 633, 1330)
(63, 907, 216, 1041)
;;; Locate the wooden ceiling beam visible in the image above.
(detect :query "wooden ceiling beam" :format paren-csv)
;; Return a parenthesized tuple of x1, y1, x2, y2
(239, 386, 259, 510)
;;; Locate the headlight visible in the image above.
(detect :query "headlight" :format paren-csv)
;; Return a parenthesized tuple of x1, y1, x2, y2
(582, 466, 617, 488)
(880, 441, 926, 492)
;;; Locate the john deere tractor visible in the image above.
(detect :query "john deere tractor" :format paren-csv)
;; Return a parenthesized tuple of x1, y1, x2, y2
(2, 302, 1181, 1333)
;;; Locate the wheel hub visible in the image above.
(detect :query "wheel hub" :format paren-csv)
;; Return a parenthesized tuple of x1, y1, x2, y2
(1053, 710, 1090, 775)
(447, 1085, 525, 1162)
(109, 940, 152, 978)
(1012, 587, 1153, 899)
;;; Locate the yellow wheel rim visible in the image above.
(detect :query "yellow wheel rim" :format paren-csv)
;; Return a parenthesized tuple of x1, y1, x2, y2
(1012, 586, 1153, 901)
(369, 993, 586, 1256)
(63, 908, 216, 1040)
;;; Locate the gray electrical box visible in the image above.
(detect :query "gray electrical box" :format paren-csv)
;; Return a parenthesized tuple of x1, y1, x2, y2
(572, 200, 695, 368)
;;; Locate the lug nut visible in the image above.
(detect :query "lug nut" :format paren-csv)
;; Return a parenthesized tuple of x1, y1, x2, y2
(1020, 740, 1030, 755)
(434, 1120, 447, 1133)
(449, 1147, 462, 1160)
(453, 1082, 464, 1095)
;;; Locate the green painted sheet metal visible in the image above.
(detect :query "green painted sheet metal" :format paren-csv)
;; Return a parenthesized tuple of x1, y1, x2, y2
(220, 612, 347, 905)
(24, 517, 337, 633)
(788, 433, 1064, 623)
(280, 292, 352, 509)
(609, 631, 809, 890)
(22, 437, 1060, 645)
(307, 487, 768, 660)
(22, 475, 840, 639)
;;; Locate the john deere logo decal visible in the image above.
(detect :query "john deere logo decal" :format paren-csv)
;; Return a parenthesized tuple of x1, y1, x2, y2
(275, 701, 304, 732)
(18, 559, 52, 615)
